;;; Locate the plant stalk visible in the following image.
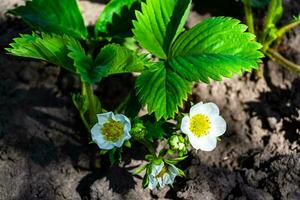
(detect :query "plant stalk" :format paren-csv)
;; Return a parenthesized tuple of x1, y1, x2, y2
(115, 93, 131, 113)
(243, 0, 255, 35)
(82, 81, 97, 127)
(141, 140, 156, 155)
(276, 20, 300, 38)
(266, 48, 300, 75)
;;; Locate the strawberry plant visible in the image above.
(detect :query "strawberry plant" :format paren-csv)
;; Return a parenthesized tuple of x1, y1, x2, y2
(6, 0, 263, 189)
(242, 0, 300, 74)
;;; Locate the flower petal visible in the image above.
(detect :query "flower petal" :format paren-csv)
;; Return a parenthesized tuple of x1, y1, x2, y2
(209, 115, 227, 137)
(115, 114, 131, 131)
(190, 102, 219, 117)
(148, 176, 157, 190)
(114, 138, 125, 148)
(91, 123, 102, 143)
(168, 164, 179, 176)
(157, 177, 164, 187)
(97, 112, 114, 125)
(151, 162, 164, 176)
(163, 173, 174, 185)
(180, 116, 191, 135)
(91, 123, 115, 150)
(98, 141, 115, 150)
(187, 134, 217, 151)
(123, 130, 131, 141)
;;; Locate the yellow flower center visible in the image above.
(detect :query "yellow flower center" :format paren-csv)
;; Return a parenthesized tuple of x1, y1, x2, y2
(155, 166, 168, 178)
(101, 119, 124, 142)
(189, 114, 211, 137)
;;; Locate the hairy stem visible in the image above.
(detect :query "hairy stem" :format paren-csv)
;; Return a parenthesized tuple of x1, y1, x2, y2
(82, 81, 97, 126)
(141, 140, 156, 155)
(115, 93, 131, 113)
(243, 0, 255, 35)
(277, 20, 300, 38)
(266, 48, 300, 75)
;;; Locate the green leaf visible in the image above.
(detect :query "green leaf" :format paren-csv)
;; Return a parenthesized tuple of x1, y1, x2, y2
(95, 44, 146, 76)
(109, 148, 122, 165)
(165, 156, 187, 164)
(68, 43, 145, 83)
(176, 167, 185, 177)
(169, 17, 263, 83)
(145, 154, 155, 161)
(142, 175, 150, 188)
(124, 92, 142, 118)
(144, 120, 165, 140)
(133, 164, 148, 175)
(68, 41, 106, 83)
(10, 0, 88, 39)
(133, 0, 191, 59)
(95, 0, 142, 37)
(6, 33, 77, 72)
(124, 140, 132, 148)
(136, 62, 191, 119)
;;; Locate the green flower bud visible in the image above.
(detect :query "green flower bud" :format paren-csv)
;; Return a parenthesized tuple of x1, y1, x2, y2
(168, 134, 188, 155)
(130, 119, 146, 140)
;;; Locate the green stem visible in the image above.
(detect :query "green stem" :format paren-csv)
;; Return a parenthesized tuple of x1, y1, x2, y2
(115, 93, 131, 113)
(266, 48, 300, 75)
(244, 0, 255, 35)
(276, 20, 300, 38)
(263, 20, 300, 52)
(80, 110, 91, 132)
(141, 140, 156, 155)
(82, 81, 97, 126)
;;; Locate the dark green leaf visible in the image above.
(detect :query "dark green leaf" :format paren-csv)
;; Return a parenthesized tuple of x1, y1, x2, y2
(95, 44, 146, 76)
(133, 0, 191, 59)
(109, 148, 122, 165)
(124, 92, 142, 118)
(95, 0, 142, 37)
(68, 41, 106, 83)
(136, 62, 191, 120)
(68, 43, 145, 83)
(10, 0, 87, 39)
(169, 17, 263, 83)
(144, 120, 165, 140)
(176, 167, 185, 177)
(6, 33, 77, 72)
(142, 175, 150, 188)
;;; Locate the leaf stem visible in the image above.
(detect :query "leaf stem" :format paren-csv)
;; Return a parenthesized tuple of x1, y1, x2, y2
(266, 48, 300, 75)
(115, 93, 131, 113)
(276, 20, 300, 39)
(243, 0, 255, 35)
(82, 81, 97, 126)
(141, 140, 156, 155)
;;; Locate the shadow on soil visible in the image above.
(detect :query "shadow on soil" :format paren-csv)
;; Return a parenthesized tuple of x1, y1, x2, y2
(246, 64, 300, 144)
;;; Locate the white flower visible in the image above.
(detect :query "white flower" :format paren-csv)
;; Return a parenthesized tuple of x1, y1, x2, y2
(180, 102, 226, 151)
(148, 162, 179, 190)
(91, 112, 131, 150)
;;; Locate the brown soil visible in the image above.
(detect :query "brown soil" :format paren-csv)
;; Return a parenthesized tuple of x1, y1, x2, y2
(0, 0, 300, 200)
